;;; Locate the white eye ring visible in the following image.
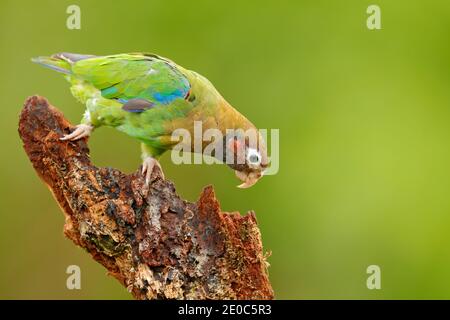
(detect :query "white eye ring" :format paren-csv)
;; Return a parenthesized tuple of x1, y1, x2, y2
(247, 148, 261, 165)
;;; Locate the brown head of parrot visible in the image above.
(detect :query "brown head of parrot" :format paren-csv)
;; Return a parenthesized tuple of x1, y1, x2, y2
(224, 132, 268, 188)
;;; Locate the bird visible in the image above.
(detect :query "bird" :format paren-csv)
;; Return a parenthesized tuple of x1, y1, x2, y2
(32, 52, 268, 188)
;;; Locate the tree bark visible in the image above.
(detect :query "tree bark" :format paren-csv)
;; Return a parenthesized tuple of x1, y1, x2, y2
(18, 96, 274, 300)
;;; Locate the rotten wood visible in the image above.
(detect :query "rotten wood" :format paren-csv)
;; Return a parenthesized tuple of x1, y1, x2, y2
(18, 96, 273, 300)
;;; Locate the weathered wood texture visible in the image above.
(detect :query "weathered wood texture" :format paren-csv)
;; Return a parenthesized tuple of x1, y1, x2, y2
(18, 96, 273, 300)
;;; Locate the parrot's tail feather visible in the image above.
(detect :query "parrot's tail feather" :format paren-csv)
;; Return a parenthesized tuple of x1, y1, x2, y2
(52, 52, 96, 63)
(31, 56, 72, 75)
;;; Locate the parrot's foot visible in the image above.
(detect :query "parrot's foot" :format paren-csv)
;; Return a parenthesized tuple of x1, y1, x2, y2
(142, 156, 165, 185)
(60, 124, 93, 141)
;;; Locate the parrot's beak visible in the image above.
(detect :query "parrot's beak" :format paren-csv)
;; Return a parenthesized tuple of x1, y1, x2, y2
(235, 170, 261, 189)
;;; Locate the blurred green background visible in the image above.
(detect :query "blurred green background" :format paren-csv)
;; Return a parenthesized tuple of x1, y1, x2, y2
(1, 0, 450, 299)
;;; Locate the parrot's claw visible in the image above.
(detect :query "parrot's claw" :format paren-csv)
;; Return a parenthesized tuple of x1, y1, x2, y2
(60, 124, 93, 141)
(141, 157, 165, 185)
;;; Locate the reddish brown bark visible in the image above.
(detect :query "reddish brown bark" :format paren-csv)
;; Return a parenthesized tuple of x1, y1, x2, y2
(18, 96, 273, 300)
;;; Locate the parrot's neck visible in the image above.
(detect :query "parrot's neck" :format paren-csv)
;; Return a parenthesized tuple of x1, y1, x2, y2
(215, 99, 256, 133)
(185, 69, 256, 133)
(172, 69, 258, 155)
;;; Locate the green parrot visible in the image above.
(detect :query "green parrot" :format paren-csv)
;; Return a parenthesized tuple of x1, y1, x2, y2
(32, 52, 267, 188)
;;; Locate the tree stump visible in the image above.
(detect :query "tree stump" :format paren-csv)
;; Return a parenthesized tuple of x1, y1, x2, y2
(18, 96, 273, 300)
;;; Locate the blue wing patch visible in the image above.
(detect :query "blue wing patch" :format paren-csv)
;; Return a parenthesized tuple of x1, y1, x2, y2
(153, 89, 187, 104)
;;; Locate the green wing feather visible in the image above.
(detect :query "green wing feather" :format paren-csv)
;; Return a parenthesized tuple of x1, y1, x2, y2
(70, 53, 191, 107)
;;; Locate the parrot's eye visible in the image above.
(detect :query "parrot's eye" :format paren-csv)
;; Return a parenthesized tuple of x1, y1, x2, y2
(247, 149, 261, 165)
